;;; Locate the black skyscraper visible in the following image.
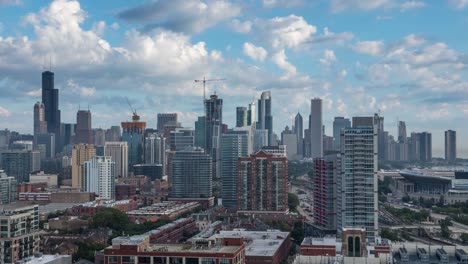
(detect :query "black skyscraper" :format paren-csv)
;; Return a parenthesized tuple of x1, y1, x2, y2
(41, 71, 61, 152)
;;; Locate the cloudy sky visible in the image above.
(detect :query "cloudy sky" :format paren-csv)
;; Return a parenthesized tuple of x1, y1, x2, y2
(0, 0, 467, 157)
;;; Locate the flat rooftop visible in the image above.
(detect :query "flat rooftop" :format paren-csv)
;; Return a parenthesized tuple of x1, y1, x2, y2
(127, 202, 199, 216)
(17, 254, 71, 264)
(147, 244, 240, 254)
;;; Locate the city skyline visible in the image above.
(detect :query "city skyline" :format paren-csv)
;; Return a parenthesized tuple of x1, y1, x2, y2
(0, 0, 467, 157)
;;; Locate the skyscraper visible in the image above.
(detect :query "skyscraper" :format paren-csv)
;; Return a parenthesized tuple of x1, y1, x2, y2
(338, 117, 378, 242)
(104, 141, 128, 178)
(33, 133, 55, 158)
(294, 113, 303, 156)
(313, 154, 340, 231)
(281, 126, 298, 160)
(121, 114, 146, 168)
(41, 70, 61, 151)
(84, 156, 115, 200)
(445, 130, 457, 162)
(420, 132, 432, 162)
(238, 150, 288, 212)
(0, 169, 17, 204)
(71, 144, 96, 189)
(333, 117, 351, 151)
(194, 116, 206, 149)
(62, 123, 76, 147)
(310, 98, 323, 159)
(374, 113, 386, 160)
(157, 113, 178, 132)
(236, 107, 248, 127)
(170, 147, 212, 199)
(247, 101, 256, 127)
(221, 129, 250, 210)
(33, 102, 47, 135)
(145, 134, 166, 165)
(398, 121, 407, 143)
(170, 128, 194, 151)
(205, 94, 223, 178)
(0, 150, 40, 183)
(76, 110, 93, 144)
(257, 91, 273, 145)
(105, 126, 121, 142)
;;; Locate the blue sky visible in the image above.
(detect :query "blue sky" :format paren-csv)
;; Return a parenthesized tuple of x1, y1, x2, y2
(0, 0, 467, 157)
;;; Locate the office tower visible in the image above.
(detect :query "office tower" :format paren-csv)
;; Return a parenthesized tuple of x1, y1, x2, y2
(333, 117, 351, 151)
(121, 113, 146, 168)
(0, 150, 40, 183)
(76, 110, 93, 144)
(84, 156, 115, 199)
(205, 94, 223, 178)
(170, 128, 194, 151)
(238, 150, 288, 212)
(104, 142, 128, 178)
(294, 113, 303, 156)
(338, 117, 378, 242)
(221, 129, 250, 210)
(33, 102, 47, 135)
(62, 123, 76, 147)
(313, 154, 340, 231)
(236, 107, 248, 127)
(157, 113, 178, 132)
(0, 205, 42, 263)
(323, 135, 334, 153)
(170, 147, 212, 199)
(445, 130, 456, 162)
(11, 141, 33, 151)
(93, 129, 105, 146)
(0, 170, 17, 204)
(303, 128, 311, 158)
(194, 116, 206, 148)
(253, 129, 268, 152)
(419, 132, 432, 162)
(281, 126, 297, 160)
(247, 101, 256, 127)
(398, 121, 407, 143)
(409, 132, 421, 161)
(257, 91, 273, 145)
(373, 113, 386, 160)
(310, 98, 323, 159)
(41, 70, 61, 151)
(105, 126, 121, 142)
(71, 144, 96, 189)
(145, 134, 166, 164)
(33, 133, 55, 158)
(0, 129, 11, 150)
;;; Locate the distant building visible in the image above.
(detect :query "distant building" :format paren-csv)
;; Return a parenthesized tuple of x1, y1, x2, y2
(445, 130, 456, 162)
(398, 121, 407, 143)
(194, 116, 206, 149)
(121, 114, 146, 169)
(93, 128, 105, 146)
(253, 129, 268, 152)
(294, 113, 304, 156)
(247, 100, 256, 126)
(0, 204, 42, 263)
(238, 150, 288, 212)
(42, 70, 62, 152)
(0, 170, 17, 204)
(84, 156, 115, 200)
(133, 164, 163, 180)
(105, 126, 121, 142)
(333, 117, 350, 151)
(33, 133, 55, 159)
(145, 134, 166, 174)
(71, 144, 96, 189)
(257, 91, 273, 145)
(33, 102, 47, 135)
(281, 127, 298, 160)
(310, 98, 323, 159)
(0, 150, 40, 183)
(374, 113, 386, 160)
(157, 113, 178, 132)
(75, 110, 92, 144)
(205, 94, 223, 178)
(104, 141, 128, 178)
(236, 106, 248, 127)
(170, 128, 194, 151)
(171, 147, 212, 199)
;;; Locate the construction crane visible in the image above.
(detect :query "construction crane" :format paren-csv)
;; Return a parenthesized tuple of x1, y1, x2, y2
(125, 97, 140, 121)
(194, 77, 226, 100)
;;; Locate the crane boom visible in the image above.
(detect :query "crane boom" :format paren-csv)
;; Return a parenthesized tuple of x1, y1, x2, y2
(194, 77, 226, 100)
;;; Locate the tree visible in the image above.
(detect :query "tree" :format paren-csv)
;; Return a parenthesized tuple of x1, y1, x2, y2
(291, 222, 304, 242)
(402, 195, 411, 203)
(74, 242, 107, 262)
(440, 217, 452, 239)
(381, 228, 400, 241)
(91, 208, 130, 234)
(288, 193, 300, 212)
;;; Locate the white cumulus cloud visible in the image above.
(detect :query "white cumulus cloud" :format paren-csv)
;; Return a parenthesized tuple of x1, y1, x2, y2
(243, 42, 268, 62)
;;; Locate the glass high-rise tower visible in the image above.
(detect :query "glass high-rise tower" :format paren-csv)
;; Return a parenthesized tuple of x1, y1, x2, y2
(257, 91, 273, 146)
(41, 71, 61, 152)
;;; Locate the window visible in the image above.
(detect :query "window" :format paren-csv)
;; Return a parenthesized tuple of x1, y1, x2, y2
(108, 256, 118, 263)
(122, 256, 135, 263)
(220, 258, 230, 264)
(201, 258, 215, 264)
(169, 257, 182, 264)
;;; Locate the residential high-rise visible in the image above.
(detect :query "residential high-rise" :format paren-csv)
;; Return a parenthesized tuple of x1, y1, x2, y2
(104, 142, 128, 178)
(0, 150, 40, 183)
(170, 147, 212, 199)
(33, 133, 55, 158)
(374, 113, 386, 160)
(445, 130, 457, 162)
(105, 126, 121, 142)
(236, 107, 248, 127)
(338, 117, 378, 242)
(253, 129, 268, 153)
(33, 102, 47, 135)
(157, 113, 178, 132)
(93, 128, 105, 146)
(41, 70, 61, 152)
(84, 156, 115, 200)
(281, 126, 298, 160)
(121, 114, 146, 168)
(0, 205, 42, 263)
(247, 101, 256, 127)
(71, 144, 96, 189)
(170, 128, 194, 151)
(409, 132, 421, 161)
(194, 116, 206, 149)
(205, 94, 223, 178)
(76, 110, 93, 144)
(221, 129, 250, 210)
(294, 113, 303, 156)
(257, 91, 273, 145)
(420, 132, 432, 162)
(310, 98, 323, 159)
(313, 154, 340, 232)
(238, 150, 288, 212)
(398, 121, 407, 143)
(62, 123, 76, 147)
(333, 117, 351, 151)
(323, 135, 334, 153)
(0, 170, 17, 204)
